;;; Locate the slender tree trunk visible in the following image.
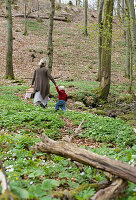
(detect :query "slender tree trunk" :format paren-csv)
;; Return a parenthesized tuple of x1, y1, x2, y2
(117, 0, 121, 18)
(23, 0, 28, 36)
(97, 0, 104, 81)
(5, 0, 14, 79)
(122, 0, 125, 14)
(97, 0, 100, 10)
(99, 0, 114, 100)
(126, 29, 130, 78)
(47, 0, 55, 73)
(84, 0, 88, 36)
(129, 40, 133, 93)
(121, 0, 125, 22)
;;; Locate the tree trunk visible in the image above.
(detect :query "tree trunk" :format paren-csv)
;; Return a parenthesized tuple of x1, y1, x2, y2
(99, 0, 114, 100)
(97, 0, 104, 81)
(125, 0, 134, 92)
(46, 0, 55, 73)
(121, 0, 125, 19)
(97, 0, 100, 10)
(127, 0, 136, 92)
(32, 134, 136, 184)
(23, 0, 28, 36)
(126, 29, 130, 78)
(5, 0, 14, 79)
(84, 0, 88, 36)
(117, 0, 121, 18)
(128, 0, 136, 51)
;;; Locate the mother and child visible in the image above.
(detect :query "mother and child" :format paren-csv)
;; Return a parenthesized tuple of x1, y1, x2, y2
(31, 58, 68, 111)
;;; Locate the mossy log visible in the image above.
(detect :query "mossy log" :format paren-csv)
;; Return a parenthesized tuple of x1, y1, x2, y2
(52, 183, 98, 199)
(52, 181, 110, 199)
(32, 134, 136, 184)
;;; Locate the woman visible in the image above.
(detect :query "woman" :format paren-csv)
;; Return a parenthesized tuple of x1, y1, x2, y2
(31, 58, 56, 108)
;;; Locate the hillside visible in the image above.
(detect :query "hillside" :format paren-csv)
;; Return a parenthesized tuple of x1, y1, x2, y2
(0, 1, 132, 85)
(0, 1, 136, 126)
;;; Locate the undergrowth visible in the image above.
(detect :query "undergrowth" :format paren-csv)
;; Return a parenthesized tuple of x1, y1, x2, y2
(0, 85, 136, 200)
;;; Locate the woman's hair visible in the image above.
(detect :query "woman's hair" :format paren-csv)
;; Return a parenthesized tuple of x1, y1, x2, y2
(38, 58, 46, 67)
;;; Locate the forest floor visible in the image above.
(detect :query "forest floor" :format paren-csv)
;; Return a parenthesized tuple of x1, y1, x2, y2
(0, 3, 136, 199)
(0, 1, 136, 127)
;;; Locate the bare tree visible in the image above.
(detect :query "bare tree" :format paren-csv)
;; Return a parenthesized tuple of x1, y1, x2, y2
(46, 0, 55, 73)
(126, 26, 131, 78)
(117, 0, 121, 18)
(84, 0, 88, 36)
(5, 0, 14, 79)
(23, 0, 28, 35)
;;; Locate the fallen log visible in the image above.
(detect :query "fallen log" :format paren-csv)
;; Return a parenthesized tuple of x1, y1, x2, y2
(91, 178, 128, 200)
(0, 14, 69, 22)
(31, 134, 136, 184)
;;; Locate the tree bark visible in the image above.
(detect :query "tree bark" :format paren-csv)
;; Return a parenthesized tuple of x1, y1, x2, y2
(128, 0, 136, 52)
(125, 0, 133, 92)
(46, 0, 55, 73)
(97, 0, 104, 81)
(127, 0, 136, 92)
(32, 134, 136, 184)
(5, 0, 14, 79)
(99, 0, 114, 100)
(23, 0, 28, 36)
(126, 28, 130, 78)
(117, 0, 121, 18)
(84, 0, 88, 36)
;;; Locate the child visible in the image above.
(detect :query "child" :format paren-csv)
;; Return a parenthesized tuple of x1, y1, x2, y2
(55, 85, 67, 111)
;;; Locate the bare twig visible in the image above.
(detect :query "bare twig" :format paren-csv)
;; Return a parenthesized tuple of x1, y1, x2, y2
(62, 119, 85, 143)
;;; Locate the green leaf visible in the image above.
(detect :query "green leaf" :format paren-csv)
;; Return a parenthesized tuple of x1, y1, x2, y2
(11, 186, 29, 199)
(42, 179, 60, 190)
(58, 171, 70, 178)
(40, 197, 59, 200)
(76, 188, 95, 200)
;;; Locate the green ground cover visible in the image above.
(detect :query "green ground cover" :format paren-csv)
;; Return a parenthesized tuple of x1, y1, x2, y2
(0, 85, 136, 199)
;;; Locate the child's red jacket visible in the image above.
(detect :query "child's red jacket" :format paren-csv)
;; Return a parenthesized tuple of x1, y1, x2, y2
(56, 86, 68, 101)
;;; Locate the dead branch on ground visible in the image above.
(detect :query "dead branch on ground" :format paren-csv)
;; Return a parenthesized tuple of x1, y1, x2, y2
(91, 178, 128, 200)
(0, 14, 70, 22)
(62, 119, 85, 143)
(31, 134, 136, 184)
